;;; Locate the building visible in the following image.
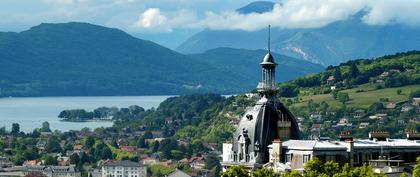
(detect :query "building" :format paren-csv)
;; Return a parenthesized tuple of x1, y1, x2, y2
(401, 103, 414, 112)
(385, 103, 396, 109)
(222, 27, 300, 171)
(220, 26, 420, 175)
(120, 146, 137, 153)
(101, 160, 147, 177)
(0, 156, 12, 168)
(369, 114, 387, 119)
(359, 122, 369, 129)
(327, 76, 335, 84)
(413, 98, 420, 106)
(23, 165, 81, 177)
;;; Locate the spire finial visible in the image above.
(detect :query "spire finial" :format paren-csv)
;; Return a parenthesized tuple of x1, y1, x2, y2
(268, 24, 271, 53)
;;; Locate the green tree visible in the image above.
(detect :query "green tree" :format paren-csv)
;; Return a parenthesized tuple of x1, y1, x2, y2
(409, 90, 420, 99)
(338, 92, 350, 105)
(205, 153, 220, 170)
(252, 168, 280, 177)
(221, 165, 249, 177)
(93, 143, 113, 160)
(41, 121, 51, 132)
(349, 63, 360, 78)
(11, 123, 20, 134)
(70, 153, 80, 165)
(331, 90, 338, 100)
(46, 137, 62, 153)
(0, 126, 6, 135)
(333, 67, 342, 81)
(152, 141, 159, 153)
(84, 136, 95, 149)
(284, 171, 302, 177)
(43, 155, 58, 165)
(414, 156, 420, 177)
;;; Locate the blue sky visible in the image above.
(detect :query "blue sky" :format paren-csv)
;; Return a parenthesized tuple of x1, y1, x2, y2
(2, 0, 420, 49)
(0, 0, 255, 48)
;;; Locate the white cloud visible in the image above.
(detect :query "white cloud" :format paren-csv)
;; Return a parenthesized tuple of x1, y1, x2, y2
(3, 0, 420, 34)
(131, 8, 197, 33)
(194, 0, 366, 30)
(130, 0, 420, 32)
(362, 0, 420, 26)
(135, 8, 167, 28)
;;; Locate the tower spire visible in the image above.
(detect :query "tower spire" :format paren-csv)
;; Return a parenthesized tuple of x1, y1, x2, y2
(257, 24, 277, 98)
(268, 25, 271, 53)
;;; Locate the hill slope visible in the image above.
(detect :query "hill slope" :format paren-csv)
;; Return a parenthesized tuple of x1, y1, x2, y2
(0, 22, 323, 96)
(177, 2, 420, 66)
(189, 48, 324, 83)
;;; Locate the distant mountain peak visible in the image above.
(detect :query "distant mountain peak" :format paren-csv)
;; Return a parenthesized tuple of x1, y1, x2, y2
(236, 1, 275, 14)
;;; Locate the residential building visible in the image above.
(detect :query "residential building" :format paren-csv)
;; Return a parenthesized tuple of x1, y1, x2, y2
(23, 165, 81, 177)
(0, 157, 12, 168)
(413, 98, 420, 106)
(101, 160, 146, 177)
(359, 122, 369, 129)
(353, 109, 366, 118)
(327, 76, 335, 84)
(120, 146, 137, 153)
(385, 103, 396, 109)
(401, 103, 414, 112)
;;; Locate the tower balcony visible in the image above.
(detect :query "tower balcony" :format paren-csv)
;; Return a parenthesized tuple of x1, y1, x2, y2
(257, 82, 278, 92)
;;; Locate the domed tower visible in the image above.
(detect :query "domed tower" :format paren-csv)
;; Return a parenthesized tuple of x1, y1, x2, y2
(226, 26, 300, 167)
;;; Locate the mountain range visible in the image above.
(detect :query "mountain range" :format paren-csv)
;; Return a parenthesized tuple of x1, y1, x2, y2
(0, 22, 323, 96)
(177, 1, 420, 66)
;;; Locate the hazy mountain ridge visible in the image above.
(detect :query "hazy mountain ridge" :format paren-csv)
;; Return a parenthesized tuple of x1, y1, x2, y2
(177, 1, 420, 66)
(0, 22, 323, 96)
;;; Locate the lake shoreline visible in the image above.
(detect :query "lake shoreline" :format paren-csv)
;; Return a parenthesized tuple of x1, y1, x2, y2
(59, 119, 114, 123)
(0, 95, 171, 132)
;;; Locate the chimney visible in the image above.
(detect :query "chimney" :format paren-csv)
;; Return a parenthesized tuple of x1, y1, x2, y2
(339, 131, 353, 141)
(406, 130, 420, 140)
(369, 131, 389, 141)
(272, 139, 282, 163)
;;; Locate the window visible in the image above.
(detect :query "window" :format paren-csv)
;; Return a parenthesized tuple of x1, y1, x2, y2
(303, 154, 311, 163)
(286, 154, 292, 162)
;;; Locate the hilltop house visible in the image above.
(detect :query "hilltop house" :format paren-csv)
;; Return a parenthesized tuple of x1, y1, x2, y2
(385, 103, 397, 109)
(327, 76, 335, 84)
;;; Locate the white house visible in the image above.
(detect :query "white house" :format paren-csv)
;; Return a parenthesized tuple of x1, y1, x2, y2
(101, 160, 147, 177)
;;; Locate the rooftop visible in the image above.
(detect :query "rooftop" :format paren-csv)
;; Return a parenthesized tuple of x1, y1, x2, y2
(102, 160, 140, 167)
(282, 139, 420, 150)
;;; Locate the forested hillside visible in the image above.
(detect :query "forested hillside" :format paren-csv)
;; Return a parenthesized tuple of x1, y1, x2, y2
(0, 22, 322, 97)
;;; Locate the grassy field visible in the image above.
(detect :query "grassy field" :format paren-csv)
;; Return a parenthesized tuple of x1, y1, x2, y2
(290, 84, 420, 109)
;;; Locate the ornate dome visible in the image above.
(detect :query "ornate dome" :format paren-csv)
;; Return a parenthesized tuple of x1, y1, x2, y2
(232, 97, 300, 164)
(260, 53, 276, 65)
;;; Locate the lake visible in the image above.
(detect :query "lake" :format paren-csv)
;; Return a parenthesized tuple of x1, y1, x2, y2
(0, 96, 172, 132)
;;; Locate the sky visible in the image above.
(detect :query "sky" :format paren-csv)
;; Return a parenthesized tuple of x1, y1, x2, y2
(1, 0, 420, 49)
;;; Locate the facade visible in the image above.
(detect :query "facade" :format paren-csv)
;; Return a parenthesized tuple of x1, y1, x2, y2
(281, 131, 420, 171)
(222, 30, 300, 170)
(101, 160, 147, 177)
(23, 165, 81, 177)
